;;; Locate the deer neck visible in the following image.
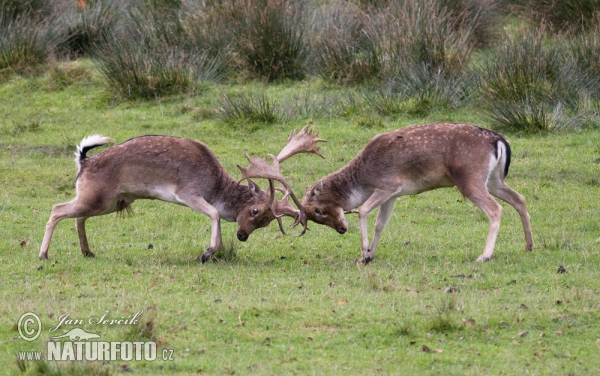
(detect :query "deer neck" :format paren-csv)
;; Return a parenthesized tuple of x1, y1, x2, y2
(324, 160, 372, 211)
(210, 174, 255, 222)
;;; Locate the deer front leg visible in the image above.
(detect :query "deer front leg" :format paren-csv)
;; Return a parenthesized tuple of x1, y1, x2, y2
(182, 195, 223, 263)
(201, 216, 223, 263)
(369, 197, 397, 256)
(357, 189, 397, 265)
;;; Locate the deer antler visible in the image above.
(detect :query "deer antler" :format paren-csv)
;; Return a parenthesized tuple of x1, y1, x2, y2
(277, 125, 327, 162)
(237, 125, 326, 235)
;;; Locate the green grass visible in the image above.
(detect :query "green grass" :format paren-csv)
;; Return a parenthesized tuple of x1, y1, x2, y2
(1, 72, 600, 375)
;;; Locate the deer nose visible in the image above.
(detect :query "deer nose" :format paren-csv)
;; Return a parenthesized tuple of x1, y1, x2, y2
(337, 226, 347, 234)
(237, 232, 249, 242)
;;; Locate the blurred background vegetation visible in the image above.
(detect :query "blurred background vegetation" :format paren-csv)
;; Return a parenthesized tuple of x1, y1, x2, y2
(2, 0, 600, 132)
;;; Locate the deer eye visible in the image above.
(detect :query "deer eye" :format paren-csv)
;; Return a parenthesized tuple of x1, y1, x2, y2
(252, 208, 259, 216)
(315, 208, 323, 216)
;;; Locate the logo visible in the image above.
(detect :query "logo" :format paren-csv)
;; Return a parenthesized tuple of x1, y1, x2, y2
(18, 312, 41, 342)
(50, 328, 100, 341)
(17, 311, 174, 362)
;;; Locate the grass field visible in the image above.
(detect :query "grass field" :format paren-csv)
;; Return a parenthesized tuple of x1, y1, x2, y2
(1, 72, 600, 375)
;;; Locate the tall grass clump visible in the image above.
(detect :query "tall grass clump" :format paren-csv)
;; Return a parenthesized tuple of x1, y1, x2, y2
(477, 29, 598, 132)
(217, 92, 282, 126)
(56, 0, 122, 57)
(440, 0, 503, 47)
(511, 0, 600, 32)
(0, 11, 58, 77)
(0, 0, 53, 22)
(366, 0, 477, 115)
(568, 22, 600, 96)
(92, 3, 228, 100)
(225, 0, 309, 81)
(310, 1, 380, 84)
(94, 37, 205, 100)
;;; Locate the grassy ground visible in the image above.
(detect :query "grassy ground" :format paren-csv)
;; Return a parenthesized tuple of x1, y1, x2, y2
(1, 72, 599, 375)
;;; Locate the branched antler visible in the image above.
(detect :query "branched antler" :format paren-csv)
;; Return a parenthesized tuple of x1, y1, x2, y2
(237, 125, 327, 236)
(277, 125, 327, 162)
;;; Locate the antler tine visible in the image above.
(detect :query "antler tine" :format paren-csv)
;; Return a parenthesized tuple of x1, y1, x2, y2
(237, 152, 284, 184)
(277, 125, 327, 163)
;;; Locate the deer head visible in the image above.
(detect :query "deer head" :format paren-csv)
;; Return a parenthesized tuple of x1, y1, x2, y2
(237, 125, 327, 236)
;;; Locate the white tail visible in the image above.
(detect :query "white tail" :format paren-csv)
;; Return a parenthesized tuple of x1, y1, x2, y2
(74, 135, 114, 171)
(39, 131, 323, 263)
(302, 123, 534, 264)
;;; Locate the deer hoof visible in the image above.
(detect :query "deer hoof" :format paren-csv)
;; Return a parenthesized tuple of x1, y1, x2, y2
(82, 251, 95, 258)
(201, 253, 211, 264)
(354, 257, 372, 267)
(39, 254, 48, 260)
(476, 255, 492, 262)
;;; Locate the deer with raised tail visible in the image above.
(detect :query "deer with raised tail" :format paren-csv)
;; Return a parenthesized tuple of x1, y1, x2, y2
(39, 126, 325, 263)
(301, 123, 534, 265)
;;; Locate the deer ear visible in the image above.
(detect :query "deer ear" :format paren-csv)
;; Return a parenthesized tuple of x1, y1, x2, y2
(248, 179, 263, 197)
(307, 180, 323, 200)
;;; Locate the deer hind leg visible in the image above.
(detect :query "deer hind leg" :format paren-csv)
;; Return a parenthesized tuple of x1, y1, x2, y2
(76, 217, 95, 257)
(39, 192, 118, 260)
(487, 179, 534, 251)
(455, 180, 503, 262)
(39, 195, 113, 260)
(179, 195, 222, 263)
(358, 189, 398, 265)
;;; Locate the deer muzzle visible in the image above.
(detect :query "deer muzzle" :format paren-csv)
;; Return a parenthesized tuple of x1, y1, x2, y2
(237, 231, 249, 242)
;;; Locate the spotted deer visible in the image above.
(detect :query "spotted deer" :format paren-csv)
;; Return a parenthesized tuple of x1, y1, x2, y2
(39, 127, 325, 263)
(302, 123, 534, 265)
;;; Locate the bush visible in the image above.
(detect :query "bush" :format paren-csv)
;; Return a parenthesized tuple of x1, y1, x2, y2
(476, 29, 598, 132)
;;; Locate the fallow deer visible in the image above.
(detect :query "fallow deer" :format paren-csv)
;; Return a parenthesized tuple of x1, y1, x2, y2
(39, 127, 324, 263)
(301, 123, 534, 265)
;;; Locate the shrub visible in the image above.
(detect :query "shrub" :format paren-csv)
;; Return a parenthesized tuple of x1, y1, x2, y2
(476, 29, 598, 132)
